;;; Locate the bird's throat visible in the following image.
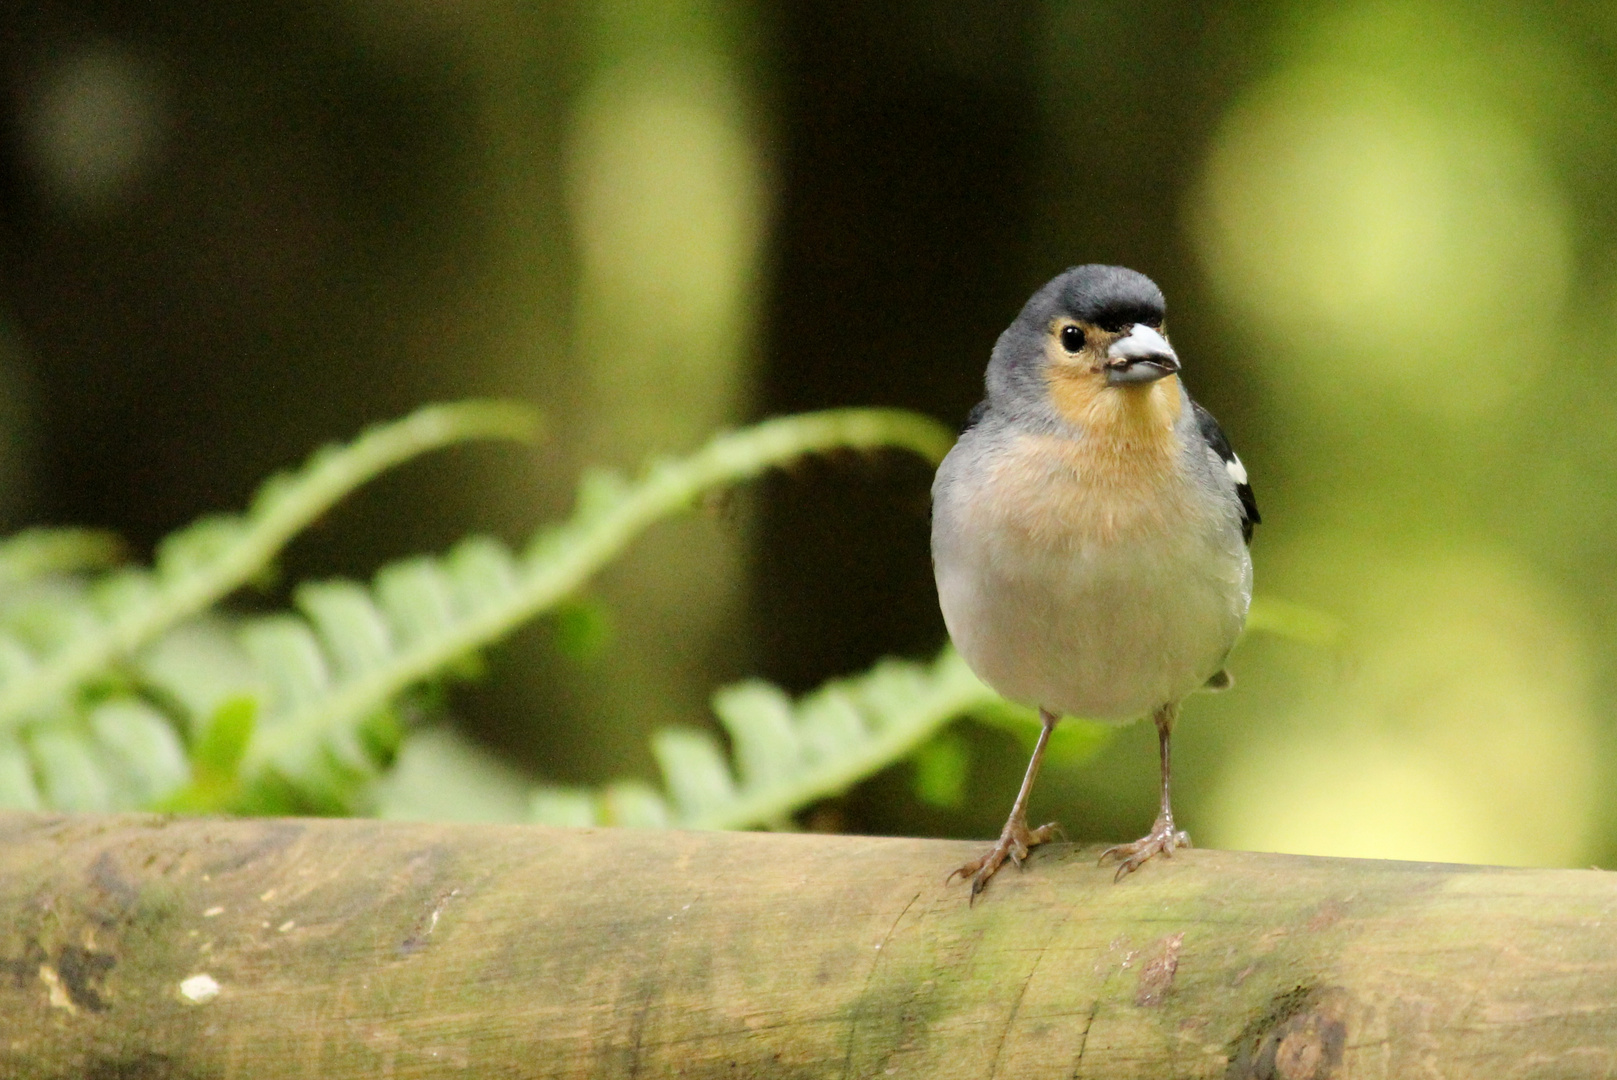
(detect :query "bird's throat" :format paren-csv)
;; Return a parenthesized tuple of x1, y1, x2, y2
(1049, 372, 1183, 449)
(983, 377, 1190, 550)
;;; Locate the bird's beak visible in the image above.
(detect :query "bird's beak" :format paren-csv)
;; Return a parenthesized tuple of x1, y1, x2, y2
(1105, 324, 1180, 386)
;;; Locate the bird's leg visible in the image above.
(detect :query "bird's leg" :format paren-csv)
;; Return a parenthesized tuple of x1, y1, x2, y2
(949, 706, 1064, 901)
(1100, 701, 1190, 880)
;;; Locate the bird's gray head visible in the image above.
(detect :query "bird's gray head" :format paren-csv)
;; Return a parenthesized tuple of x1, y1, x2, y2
(985, 265, 1180, 429)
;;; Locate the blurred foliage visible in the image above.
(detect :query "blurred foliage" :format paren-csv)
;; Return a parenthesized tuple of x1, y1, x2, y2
(5, 0, 1617, 869)
(0, 398, 1336, 834)
(523, 649, 1017, 831)
(1178, 0, 1617, 869)
(0, 402, 1001, 824)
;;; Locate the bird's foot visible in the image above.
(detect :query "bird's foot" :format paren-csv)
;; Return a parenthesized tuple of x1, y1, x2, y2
(949, 816, 1063, 901)
(1099, 816, 1190, 882)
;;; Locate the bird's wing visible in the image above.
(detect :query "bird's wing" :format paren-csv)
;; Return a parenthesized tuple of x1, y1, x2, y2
(1190, 400, 1259, 544)
(961, 399, 990, 435)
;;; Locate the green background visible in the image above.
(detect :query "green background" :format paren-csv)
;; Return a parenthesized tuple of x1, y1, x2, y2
(2, 0, 1613, 867)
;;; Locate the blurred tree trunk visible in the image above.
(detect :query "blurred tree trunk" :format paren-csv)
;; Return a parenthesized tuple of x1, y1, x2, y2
(3, 812, 1615, 1078)
(547, 0, 770, 782)
(756, 0, 1041, 700)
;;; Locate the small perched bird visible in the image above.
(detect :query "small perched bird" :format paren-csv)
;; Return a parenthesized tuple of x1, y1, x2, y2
(932, 265, 1258, 898)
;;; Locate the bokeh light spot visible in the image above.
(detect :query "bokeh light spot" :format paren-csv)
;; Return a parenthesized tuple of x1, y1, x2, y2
(567, 58, 766, 345)
(1192, 49, 1570, 419)
(1206, 544, 1599, 867)
(19, 41, 166, 215)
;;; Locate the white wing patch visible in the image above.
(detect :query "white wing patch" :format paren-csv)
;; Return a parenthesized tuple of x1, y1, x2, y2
(1226, 455, 1248, 486)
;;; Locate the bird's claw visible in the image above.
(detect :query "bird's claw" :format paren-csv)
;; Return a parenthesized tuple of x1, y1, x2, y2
(1099, 818, 1190, 882)
(949, 818, 1063, 901)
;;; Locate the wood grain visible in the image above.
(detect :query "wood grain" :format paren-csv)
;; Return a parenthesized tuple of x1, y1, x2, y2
(1, 812, 1613, 1078)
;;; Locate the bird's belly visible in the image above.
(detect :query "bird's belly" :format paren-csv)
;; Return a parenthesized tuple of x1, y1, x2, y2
(935, 522, 1250, 722)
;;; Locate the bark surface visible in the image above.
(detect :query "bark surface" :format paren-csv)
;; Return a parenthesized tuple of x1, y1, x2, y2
(0, 812, 1612, 1078)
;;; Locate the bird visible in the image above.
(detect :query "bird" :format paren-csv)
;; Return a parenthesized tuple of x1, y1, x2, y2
(931, 264, 1258, 898)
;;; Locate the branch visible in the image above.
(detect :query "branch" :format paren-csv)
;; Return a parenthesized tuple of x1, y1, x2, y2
(1, 813, 1611, 1078)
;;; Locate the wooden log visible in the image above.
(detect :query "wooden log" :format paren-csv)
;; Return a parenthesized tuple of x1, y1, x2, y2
(1, 811, 1614, 1078)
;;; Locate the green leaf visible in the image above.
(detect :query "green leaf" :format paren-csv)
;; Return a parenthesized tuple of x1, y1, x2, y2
(712, 681, 799, 791)
(795, 687, 867, 764)
(30, 729, 111, 812)
(373, 558, 458, 649)
(573, 467, 632, 520)
(152, 696, 257, 813)
(192, 697, 257, 783)
(135, 617, 262, 739)
(296, 582, 394, 679)
(0, 737, 40, 810)
(653, 728, 737, 819)
(89, 699, 190, 805)
(0, 528, 124, 588)
(241, 617, 332, 717)
(375, 725, 534, 823)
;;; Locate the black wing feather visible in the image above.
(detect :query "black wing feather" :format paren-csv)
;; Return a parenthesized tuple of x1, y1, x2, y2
(961, 399, 989, 435)
(1191, 400, 1259, 544)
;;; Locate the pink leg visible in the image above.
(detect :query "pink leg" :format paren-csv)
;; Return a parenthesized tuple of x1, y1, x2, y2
(1099, 701, 1190, 881)
(949, 707, 1064, 901)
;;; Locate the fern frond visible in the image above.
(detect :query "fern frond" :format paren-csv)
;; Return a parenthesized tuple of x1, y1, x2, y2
(520, 592, 1350, 832)
(0, 401, 536, 736)
(0, 695, 194, 814)
(678, 647, 1000, 830)
(0, 736, 40, 809)
(524, 645, 1098, 831)
(0, 528, 124, 588)
(241, 408, 954, 789)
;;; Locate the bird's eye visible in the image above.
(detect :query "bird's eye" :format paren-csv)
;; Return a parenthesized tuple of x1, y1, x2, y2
(1059, 325, 1085, 354)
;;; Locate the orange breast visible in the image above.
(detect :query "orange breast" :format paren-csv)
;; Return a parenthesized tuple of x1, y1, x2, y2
(979, 381, 1193, 550)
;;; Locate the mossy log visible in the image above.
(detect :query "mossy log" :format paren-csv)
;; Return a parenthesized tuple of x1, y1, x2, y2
(2, 812, 1615, 1078)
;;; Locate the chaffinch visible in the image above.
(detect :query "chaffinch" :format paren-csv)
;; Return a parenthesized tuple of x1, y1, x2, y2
(932, 264, 1258, 898)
